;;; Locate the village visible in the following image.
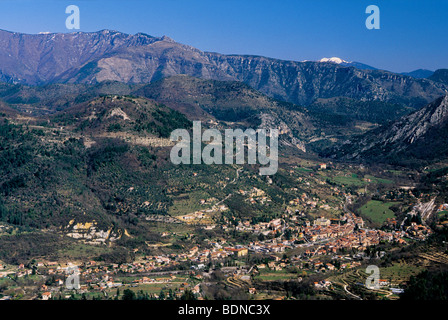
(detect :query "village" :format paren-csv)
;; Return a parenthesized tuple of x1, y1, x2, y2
(0, 199, 433, 300)
(0, 158, 440, 300)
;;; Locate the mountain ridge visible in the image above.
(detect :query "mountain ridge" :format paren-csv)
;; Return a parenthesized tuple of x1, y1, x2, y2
(0, 29, 446, 109)
(325, 95, 448, 165)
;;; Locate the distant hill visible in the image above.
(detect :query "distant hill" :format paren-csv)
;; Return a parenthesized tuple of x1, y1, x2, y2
(307, 97, 414, 124)
(324, 95, 448, 166)
(0, 74, 434, 155)
(429, 69, 448, 85)
(401, 69, 434, 79)
(135, 75, 302, 121)
(53, 95, 192, 139)
(0, 93, 194, 235)
(0, 80, 140, 115)
(134, 75, 316, 151)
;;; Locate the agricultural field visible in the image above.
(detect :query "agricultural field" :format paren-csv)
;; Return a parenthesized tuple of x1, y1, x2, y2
(359, 200, 399, 225)
(364, 175, 394, 185)
(56, 243, 116, 262)
(254, 268, 301, 282)
(379, 262, 425, 286)
(330, 173, 366, 187)
(328, 268, 397, 300)
(168, 191, 213, 217)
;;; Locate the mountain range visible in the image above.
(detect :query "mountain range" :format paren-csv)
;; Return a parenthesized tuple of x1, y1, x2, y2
(2, 23, 448, 302)
(0, 29, 448, 167)
(0, 29, 446, 109)
(319, 57, 435, 79)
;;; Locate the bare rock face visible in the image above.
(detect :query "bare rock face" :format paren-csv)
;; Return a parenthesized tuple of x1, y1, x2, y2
(0, 29, 160, 84)
(65, 220, 121, 245)
(0, 30, 447, 108)
(329, 95, 448, 164)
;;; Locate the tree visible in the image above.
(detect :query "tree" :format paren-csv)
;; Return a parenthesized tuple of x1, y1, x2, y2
(401, 271, 448, 300)
(180, 289, 197, 300)
(122, 289, 136, 300)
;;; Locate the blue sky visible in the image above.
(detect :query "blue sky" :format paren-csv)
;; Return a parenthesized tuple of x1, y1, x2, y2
(0, 0, 446, 73)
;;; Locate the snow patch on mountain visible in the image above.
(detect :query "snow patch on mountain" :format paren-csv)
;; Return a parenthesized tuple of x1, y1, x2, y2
(319, 57, 349, 64)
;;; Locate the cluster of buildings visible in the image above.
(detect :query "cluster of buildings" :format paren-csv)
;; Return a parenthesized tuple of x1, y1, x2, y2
(301, 213, 406, 253)
(18, 259, 204, 300)
(404, 222, 432, 240)
(1, 183, 440, 301)
(239, 187, 272, 205)
(233, 218, 284, 236)
(176, 202, 228, 224)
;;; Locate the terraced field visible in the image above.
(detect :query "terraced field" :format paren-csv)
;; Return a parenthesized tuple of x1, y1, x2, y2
(226, 276, 250, 290)
(418, 252, 448, 265)
(329, 268, 398, 300)
(378, 262, 424, 287)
